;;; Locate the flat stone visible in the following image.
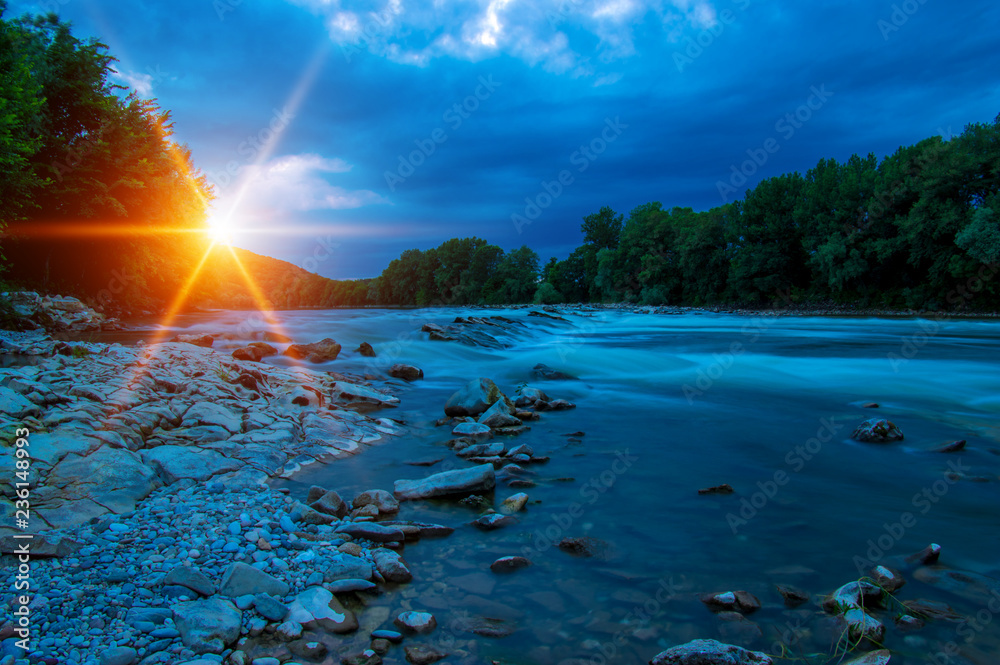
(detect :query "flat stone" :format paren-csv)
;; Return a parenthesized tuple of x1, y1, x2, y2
(404, 645, 448, 665)
(326, 579, 377, 593)
(393, 463, 496, 501)
(219, 562, 289, 598)
(100, 646, 138, 665)
(335, 523, 405, 543)
(142, 446, 241, 484)
(163, 566, 216, 597)
(372, 549, 412, 583)
(253, 594, 289, 622)
(490, 556, 531, 573)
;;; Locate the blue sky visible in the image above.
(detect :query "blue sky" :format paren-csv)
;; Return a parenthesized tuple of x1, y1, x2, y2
(9, 0, 1000, 278)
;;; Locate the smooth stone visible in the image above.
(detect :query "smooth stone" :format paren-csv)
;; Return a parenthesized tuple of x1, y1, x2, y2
(370, 629, 403, 643)
(443, 378, 509, 417)
(394, 611, 437, 634)
(218, 562, 289, 598)
(500, 492, 529, 513)
(253, 594, 289, 622)
(393, 463, 496, 501)
(352, 489, 400, 515)
(372, 549, 413, 583)
(326, 579, 377, 593)
(649, 639, 773, 664)
(452, 422, 492, 438)
(389, 364, 423, 381)
(172, 598, 242, 655)
(334, 523, 405, 543)
(100, 646, 138, 665)
(286, 586, 358, 634)
(490, 556, 531, 573)
(163, 565, 216, 597)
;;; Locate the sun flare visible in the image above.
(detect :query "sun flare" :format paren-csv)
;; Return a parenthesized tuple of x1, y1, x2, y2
(206, 214, 236, 246)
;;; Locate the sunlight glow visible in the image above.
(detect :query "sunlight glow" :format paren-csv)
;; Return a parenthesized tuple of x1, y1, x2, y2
(206, 213, 237, 246)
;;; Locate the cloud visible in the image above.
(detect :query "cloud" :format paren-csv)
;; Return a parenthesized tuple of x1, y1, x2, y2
(111, 67, 155, 96)
(212, 153, 388, 233)
(286, 0, 721, 74)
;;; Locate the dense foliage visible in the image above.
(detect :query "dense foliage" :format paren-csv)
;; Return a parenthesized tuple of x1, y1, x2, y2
(0, 5, 218, 313)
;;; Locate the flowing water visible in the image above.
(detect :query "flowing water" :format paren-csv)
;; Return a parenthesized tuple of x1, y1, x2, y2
(117, 308, 1000, 663)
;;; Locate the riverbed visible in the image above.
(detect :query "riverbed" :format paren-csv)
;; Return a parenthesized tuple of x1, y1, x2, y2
(111, 307, 1000, 664)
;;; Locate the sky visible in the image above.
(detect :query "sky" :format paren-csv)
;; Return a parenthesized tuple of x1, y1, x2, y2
(8, 0, 1000, 279)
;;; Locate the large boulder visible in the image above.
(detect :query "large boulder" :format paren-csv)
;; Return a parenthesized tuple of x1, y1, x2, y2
(173, 598, 242, 654)
(283, 338, 342, 363)
(851, 419, 904, 443)
(444, 378, 510, 417)
(352, 489, 399, 515)
(142, 446, 241, 484)
(394, 464, 496, 501)
(46, 447, 161, 519)
(232, 342, 277, 362)
(649, 639, 773, 664)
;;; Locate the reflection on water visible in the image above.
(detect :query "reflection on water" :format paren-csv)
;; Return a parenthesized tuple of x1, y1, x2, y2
(113, 309, 1000, 663)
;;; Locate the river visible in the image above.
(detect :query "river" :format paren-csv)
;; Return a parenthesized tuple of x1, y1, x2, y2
(121, 307, 1000, 664)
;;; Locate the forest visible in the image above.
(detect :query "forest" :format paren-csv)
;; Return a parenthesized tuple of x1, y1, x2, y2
(2, 4, 998, 314)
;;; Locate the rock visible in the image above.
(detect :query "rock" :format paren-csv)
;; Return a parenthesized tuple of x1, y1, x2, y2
(500, 492, 529, 513)
(478, 399, 522, 428)
(352, 489, 399, 515)
(649, 639, 773, 664)
(716, 612, 764, 647)
(341, 649, 382, 665)
(698, 484, 735, 495)
(171, 333, 214, 347)
(933, 440, 966, 453)
(558, 536, 612, 559)
(372, 549, 413, 583)
(394, 611, 437, 634)
(389, 364, 423, 381)
(326, 579, 377, 593)
(332, 381, 400, 408)
(838, 608, 885, 643)
(322, 552, 373, 581)
(775, 584, 809, 607)
(357, 342, 376, 357)
(232, 343, 277, 362)
(456, 442, 505, 458)
(310, 489, 348, 518)
(254, 594, 290, 622)
(842, 650, 891, 665)
(823, 581, 883, 612)
(452, 422, 493, 438)
(871, 565, 906, 593)
(515, 387, 549, 405)
(334, 523, 405, 543)
(286, 586, 358, 633)
(474, 513, 516, 530)
(283, 338, 342, 363)
(0, 386, 41, 419)
(173, 598, 242, 654)
(182, 402, 243, 433)
(163, 566, 216, 597)
(444, 378, 510, 417)
(142, 445, 241, 485)
(861, 402, 879, 408)
(100, 647, 138, 665)
(904, 543, 941, 565)
(535, 398, 576, 411)
(393, 463, 496, 501)
(404, 645, 448, 665)
(490, 556, 531, 573)
(291, 385, 326, 407)
(851, 418, 904, 443)
(219, 562, 290, 598)
(701, 591, 761, 615)
(378, 520, 454, 539)
(912, 567, 1000, 603)
(371, 629, 404, 642)
(46, 447, 161, 523)
(531, 363, 576, 380)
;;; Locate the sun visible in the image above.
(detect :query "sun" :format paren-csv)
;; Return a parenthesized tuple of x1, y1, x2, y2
(206, 213, 236, 246)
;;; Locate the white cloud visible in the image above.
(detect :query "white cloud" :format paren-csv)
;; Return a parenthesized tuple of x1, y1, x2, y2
(212, 153, 388, 233)
(111, 68, 155, 97)
(287, 0, 722, 76)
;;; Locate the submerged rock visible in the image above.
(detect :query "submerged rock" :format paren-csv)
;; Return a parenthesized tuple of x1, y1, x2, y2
(701, 590, 761, 615)
(842, 650, 891, 665)
(933, 439, 966, 453)
(286, 586, 358, 633)
(904, 543, 941, 565)
(393, 463, 496, 501)
(851, 418, 904, 443)
(649, 638, 773, 664)
(444, 378, 510, 417)
(699, 484, 735, 495)
(389, 364, 423, 381)
(394, 610, 437, 634)
(491, 556, 532, 573)
(531, 363, 577, 380)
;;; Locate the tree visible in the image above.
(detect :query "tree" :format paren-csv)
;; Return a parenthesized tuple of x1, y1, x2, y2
(581, 205, 624, 250)
(484, 246, 539, 304)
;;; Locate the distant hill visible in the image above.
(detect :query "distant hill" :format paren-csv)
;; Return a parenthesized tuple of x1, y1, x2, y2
(191, 246, 372, 310)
